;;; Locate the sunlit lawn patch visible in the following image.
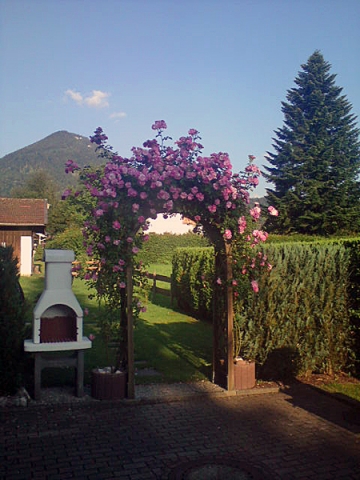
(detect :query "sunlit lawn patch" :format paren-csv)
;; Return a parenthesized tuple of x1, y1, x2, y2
(319, 382, 360, 403)
(19, 271, 212, 386)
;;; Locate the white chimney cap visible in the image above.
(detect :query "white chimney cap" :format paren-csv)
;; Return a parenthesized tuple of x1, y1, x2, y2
(44, 249, 75, 263)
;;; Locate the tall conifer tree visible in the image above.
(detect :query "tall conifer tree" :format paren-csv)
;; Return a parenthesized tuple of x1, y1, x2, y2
(264, 51, 360, 235)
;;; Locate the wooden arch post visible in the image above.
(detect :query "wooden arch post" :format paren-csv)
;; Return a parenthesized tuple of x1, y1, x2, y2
(226, 242, 234, 391)
(212, 239, 235, 391)
(126, 264, 135, 399)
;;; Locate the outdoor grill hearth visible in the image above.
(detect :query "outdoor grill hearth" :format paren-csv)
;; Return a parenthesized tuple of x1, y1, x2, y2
(24, 249, 92, 400)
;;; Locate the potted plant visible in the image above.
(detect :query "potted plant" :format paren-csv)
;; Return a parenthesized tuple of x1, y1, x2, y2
(90, 307, 127, 400)
(233, 311, 255, 390)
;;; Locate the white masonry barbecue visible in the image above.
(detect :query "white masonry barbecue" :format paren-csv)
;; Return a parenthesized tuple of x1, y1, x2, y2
(24, 249, 92, 399)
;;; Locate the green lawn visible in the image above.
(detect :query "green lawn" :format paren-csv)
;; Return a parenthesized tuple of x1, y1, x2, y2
(20, 265, 212, 387)
(20, 269, 360, 396)
(319, 382, 360, 403)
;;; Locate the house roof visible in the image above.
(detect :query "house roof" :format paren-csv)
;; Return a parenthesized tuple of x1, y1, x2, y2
(0, 198, 48, 226)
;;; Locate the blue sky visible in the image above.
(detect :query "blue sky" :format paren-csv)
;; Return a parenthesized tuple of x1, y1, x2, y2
(1, 0, 359, 196)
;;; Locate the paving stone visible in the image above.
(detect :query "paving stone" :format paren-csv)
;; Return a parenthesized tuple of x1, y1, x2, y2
(1, 382, 360, 480)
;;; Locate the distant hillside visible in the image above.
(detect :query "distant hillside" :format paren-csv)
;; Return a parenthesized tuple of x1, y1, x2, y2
(0, 131, 104, 197)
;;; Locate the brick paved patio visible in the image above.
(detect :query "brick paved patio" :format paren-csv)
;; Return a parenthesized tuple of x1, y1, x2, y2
(1, 382, 359, 479)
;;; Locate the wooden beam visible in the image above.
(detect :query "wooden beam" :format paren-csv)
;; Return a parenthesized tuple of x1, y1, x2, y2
(126, 265, 135, 399)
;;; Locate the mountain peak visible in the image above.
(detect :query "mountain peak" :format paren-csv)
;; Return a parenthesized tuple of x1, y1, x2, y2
(0, 131, 102, 197)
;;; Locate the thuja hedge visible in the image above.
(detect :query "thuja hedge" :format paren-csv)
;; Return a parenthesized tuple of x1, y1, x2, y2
(0, 246, 26, 394)
(172, 247, 214, 321)
(172, 240, 360, 376)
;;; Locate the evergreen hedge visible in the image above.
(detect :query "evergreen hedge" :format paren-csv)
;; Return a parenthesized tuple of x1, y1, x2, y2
(171, 240, 359, 376)
(172, 247, 214, 321)
(0, 246, 26, 394)
(243, 242, 355, 376)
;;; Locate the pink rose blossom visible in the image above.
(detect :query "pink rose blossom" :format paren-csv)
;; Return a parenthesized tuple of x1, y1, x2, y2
(223, 229, 232, 240)
(238, 216, 247, 234)
(251, 280, 259, 293)
(94, 209, 104, 217)
(250, 205, 261, 220)
(152, 120, 167, 130)
(268, 206, 279, 216)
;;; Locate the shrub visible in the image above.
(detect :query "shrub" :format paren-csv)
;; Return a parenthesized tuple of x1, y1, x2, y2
(46, 227, 86, 260)
(172, 241, 358, 376)
(172, 247, 214, 321)
(239, 242, 355, 375)
(0, 246, 27, 394)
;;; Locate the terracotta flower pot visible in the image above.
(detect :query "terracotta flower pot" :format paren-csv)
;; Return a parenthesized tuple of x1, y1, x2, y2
(233, 358, 255, 390)
(91, 369, 127, 400)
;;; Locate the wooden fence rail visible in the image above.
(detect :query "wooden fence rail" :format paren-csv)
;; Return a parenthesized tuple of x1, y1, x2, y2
(146, 272, 172, 300)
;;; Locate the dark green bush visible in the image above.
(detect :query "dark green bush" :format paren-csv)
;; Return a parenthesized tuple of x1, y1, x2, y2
(171, 240, 359, 376)
(46, 227, 86, 260)
(0, 246, 27, 394)
(243, 242, 354, 375)
(172, 247, 214, 321)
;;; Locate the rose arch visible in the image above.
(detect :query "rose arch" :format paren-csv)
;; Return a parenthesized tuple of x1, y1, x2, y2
(64, 121, 277, 398)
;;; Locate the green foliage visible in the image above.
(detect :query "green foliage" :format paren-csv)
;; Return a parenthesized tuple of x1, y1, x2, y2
(47, 197, 87, 237)
(343, 239, 360, 375)
(10, 169, 59, 205)
(172, 241, 359, 376)
(242, 242, 355, 376)
(172, 247, 215, 321)
(137, 232, 210, 265)
(45, 227, 86, 260)
(0, 246, 27, 394)
(19, 273, 212, 385)
(264, 51, 360, 235)
(34, 245, 44, 262)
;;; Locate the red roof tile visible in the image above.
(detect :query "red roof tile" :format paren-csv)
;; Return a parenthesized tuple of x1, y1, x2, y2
(0, 198, 48, 226)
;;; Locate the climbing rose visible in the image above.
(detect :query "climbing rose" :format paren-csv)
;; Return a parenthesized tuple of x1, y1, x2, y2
(251, 280, 259, 293)
(152, 120, 167, 130)
(268, 206, 279, 216)
(223, 229, 232, 240)
(250, 204, 261, 220)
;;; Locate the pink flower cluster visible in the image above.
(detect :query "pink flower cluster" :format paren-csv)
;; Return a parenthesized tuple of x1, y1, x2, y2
(65, 122, 278, 302)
